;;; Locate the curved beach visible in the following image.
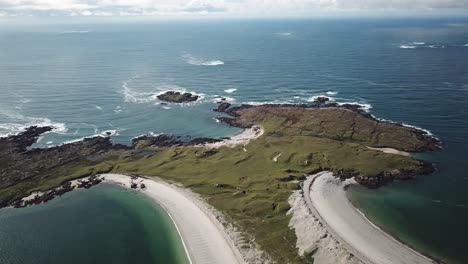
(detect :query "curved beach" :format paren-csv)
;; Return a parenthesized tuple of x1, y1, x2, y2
(101, 174, 246, 264)
(304, 172, 434, 264)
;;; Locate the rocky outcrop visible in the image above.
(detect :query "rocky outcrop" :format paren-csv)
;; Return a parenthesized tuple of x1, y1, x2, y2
(214, 102, 231, 112)
(354, 162, 435, 188)
(314, 96, 330, 104)
(157, 91, 199, 103)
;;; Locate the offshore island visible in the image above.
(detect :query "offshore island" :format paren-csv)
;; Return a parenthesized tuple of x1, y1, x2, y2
(0, 94, 441, 264)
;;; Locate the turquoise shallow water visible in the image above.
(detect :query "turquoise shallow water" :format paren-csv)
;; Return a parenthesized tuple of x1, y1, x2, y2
(0, 184, 189, 264)
(0, 18, 468, 263)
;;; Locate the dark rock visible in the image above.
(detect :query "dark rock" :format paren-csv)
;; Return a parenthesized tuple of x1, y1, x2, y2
(157, 91, 199, 103)
(214, 102, 231, 113)
(314, 96, 330, 104)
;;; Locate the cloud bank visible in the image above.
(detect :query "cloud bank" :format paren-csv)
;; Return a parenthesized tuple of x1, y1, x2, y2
(0, 0, 467, 17)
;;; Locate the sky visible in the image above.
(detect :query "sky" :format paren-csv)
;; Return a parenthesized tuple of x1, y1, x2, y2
(0, 0, 467, 18)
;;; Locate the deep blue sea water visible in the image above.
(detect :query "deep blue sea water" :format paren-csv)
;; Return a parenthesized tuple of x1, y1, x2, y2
(0, 18, 468, 263)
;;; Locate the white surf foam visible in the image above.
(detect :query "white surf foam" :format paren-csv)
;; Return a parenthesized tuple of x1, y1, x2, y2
(275, 32, 292, 36)
(428, 45, 445, 49)
(326, 91, 338, 96)
(95, 105, 103, 110)
(412, 42, 425, 45)
(62, 129, 119, 145)
(399, 45, 416, 49)
(336, 102, 373, 112)
(224, 88, 237, 94)
(183, 54, 224, 66)
(370, 115, 436, 138)
(464, 44, 468, 47)
(0, 116, 67, 138)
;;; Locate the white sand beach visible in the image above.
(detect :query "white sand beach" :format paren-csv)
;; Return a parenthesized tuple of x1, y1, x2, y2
(101, 174, 267, 264)
(301, 172, 434, 264)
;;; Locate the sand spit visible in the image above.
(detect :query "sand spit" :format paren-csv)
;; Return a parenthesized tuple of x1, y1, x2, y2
(367, 146, 411, 157)
(202, 126, 264, 149)
(291, 172, 435, 264)
(101, 174, 269, 264)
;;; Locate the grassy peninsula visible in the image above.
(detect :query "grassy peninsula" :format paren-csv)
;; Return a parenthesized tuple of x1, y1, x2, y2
(0, 102, 440, 263)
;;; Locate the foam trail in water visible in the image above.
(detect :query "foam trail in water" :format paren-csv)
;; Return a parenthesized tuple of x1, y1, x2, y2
(326, 91, 338, 95)
(183, 54, 224, 66)
(275, 32, 292, 36)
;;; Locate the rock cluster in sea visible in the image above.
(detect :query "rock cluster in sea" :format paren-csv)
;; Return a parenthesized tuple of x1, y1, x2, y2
(157, 91, 199, 103)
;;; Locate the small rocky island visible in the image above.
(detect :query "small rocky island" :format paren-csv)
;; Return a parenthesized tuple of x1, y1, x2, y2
(0, 100, 442, 263)
(157, 91, 199, 103)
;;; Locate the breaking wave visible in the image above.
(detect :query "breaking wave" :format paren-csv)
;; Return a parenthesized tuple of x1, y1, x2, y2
(60, 30, 90, 34)
(326, 91, 338, 96)
(183, 54, 224, 66)
(224, 88, 237, 94)
(399, 45, 416, 49)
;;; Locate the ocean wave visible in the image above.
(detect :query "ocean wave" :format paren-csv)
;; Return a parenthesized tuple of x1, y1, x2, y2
(95, 105, 103, 110)
(399, 45, 416, 49)
(465, 44, 468, 47)
(60, 30, 90, 34)
(183, 54, 224, 66)
(326, 91, 338, 96)
(224, 88, 237, 94)
(412, 42, 425, 45)
(275, 32, 292, 36)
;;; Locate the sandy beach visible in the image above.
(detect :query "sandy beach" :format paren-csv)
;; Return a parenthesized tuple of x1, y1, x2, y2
(101, 174, 266, 264)
(303, 172, 434, 264)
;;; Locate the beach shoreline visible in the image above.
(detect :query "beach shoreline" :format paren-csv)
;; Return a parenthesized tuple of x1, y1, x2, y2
(293, 172, 436, 264)
(100, 173, 267, 264)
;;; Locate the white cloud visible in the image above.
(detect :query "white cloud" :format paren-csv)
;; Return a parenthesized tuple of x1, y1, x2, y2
(0, 0, 467, 17)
